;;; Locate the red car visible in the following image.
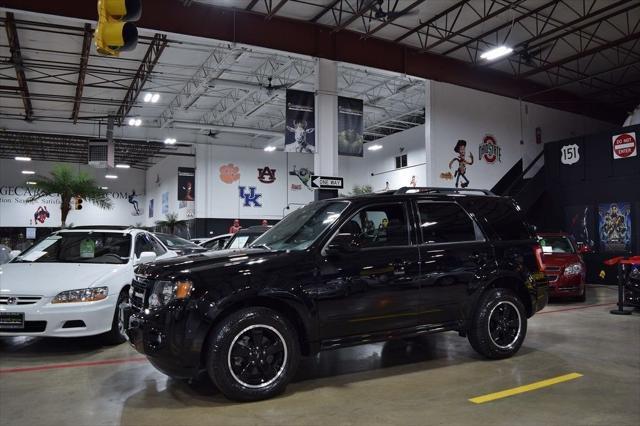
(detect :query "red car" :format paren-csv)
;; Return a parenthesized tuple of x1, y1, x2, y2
(537, 233, 588, 301)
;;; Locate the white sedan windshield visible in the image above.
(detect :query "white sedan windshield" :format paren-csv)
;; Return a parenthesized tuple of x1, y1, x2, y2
(15, 232, 132, 264)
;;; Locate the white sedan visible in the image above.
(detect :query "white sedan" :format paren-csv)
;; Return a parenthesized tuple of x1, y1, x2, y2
(0, 227, 176, 343)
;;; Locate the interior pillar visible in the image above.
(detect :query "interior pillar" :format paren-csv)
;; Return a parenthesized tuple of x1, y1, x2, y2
(314, 58, 339, 200)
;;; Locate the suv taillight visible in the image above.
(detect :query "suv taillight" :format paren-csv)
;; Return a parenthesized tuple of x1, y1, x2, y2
(533, 244, 544, 271)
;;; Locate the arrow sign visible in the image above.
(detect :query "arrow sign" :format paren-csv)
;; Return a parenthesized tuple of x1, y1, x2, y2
(311, 175, 344, 189)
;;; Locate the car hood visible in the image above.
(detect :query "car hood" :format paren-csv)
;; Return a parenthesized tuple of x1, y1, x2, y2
(541, 253, 581, 268)
(0, 262, 129, 297)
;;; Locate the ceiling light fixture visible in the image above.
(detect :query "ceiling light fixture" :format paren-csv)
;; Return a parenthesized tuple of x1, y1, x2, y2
(115, 164, 130, 169)
(151, 93, 160, 103)
(15, 156, 31, 161)
(101, 186, 109, 190)
(164, 137, 177, 145)
(105, 174, 118, 179)
(367, 144, 383, 151)
(21, 170, 35, 175)
(26, 181, 37, 185)
(264, 146, 277, 152)
(143, 93, 152, 102)
(128, 118, 142, 126)
(480, 46, 513, 61)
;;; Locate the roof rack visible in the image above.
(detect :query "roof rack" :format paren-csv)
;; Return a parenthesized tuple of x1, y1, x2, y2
(393, 186, 495, 196)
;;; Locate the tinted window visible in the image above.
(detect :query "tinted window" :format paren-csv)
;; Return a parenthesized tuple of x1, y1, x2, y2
(418, 202, 478, 243)
(135, 234, 155, 257)
(15, 232, 131, 264)
(469, 198, 532, 240)
(338, 203, 409, 248)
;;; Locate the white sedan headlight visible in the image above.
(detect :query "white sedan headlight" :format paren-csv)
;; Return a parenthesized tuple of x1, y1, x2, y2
(564, 263, 583, 276)
(52, 287, 108, 304)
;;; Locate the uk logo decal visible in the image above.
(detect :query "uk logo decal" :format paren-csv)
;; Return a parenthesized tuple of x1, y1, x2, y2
(258, 166, 276, 184)
(239, 186, 262, 207)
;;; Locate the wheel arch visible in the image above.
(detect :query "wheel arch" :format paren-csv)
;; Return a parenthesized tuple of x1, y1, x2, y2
(485, 275, 533, 317)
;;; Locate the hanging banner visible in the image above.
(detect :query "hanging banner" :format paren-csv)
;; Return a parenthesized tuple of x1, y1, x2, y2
(598, 202, 632, 252)
(285, 89, 315, 154)
(177, 167, 195, 201)
(338, 96, 364, 157)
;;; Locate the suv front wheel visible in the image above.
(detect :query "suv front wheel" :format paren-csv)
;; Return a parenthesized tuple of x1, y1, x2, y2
(205, 307, 300, 402)
(468, 288, 527, 359)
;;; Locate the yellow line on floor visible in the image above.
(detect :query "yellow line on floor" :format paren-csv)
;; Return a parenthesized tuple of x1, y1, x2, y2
(469, 373, 583, 404)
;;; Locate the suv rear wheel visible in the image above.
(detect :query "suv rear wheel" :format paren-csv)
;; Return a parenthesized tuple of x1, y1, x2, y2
(205, 307, 300, 402)
(468, 288, 527, 359)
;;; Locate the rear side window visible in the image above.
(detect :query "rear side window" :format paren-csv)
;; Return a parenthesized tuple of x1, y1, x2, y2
(417, 202, 479, 243)
(466, 198, 532, 241)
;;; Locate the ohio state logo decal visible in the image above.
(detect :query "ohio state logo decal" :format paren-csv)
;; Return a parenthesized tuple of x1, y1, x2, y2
(257, 166, 276, 184)
(479, 135, 501, 163)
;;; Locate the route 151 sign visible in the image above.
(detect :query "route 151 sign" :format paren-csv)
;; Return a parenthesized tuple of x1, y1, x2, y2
(560, 144, 580, 165)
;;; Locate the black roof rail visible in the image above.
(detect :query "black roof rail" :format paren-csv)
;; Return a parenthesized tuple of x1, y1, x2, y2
(393, 186, 495, 196)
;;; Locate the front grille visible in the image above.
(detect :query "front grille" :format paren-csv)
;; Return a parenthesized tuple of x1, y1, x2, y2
(131, 276, 152, 311)
(546, 274, 559, 283)
(0, 321, 47, 332)
(0, 296, 42, 305)
(545, 266, 561, 272)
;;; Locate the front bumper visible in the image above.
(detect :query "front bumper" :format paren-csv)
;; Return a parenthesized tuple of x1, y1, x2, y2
(530, 272, 549, 314)
(0, 295, 116, 337)
(546, 273, 585, 298)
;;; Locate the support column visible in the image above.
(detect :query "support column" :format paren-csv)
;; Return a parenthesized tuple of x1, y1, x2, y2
(424, 80, 433, 187)
(314, 58, 339, 200)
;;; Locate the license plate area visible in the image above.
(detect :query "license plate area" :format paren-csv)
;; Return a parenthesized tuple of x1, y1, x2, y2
(0, 312, 25, 329)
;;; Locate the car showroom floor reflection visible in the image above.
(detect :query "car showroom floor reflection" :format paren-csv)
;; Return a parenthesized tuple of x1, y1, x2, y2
(0, 285, 638, 426)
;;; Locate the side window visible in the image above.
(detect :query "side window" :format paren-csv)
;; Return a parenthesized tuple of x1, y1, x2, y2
(418, 202, 480, 243)
(134, 234, 154, 257)
(149, 235, 167, 256)
(467, 198, 533, 240)
(337, 203, 409, 248)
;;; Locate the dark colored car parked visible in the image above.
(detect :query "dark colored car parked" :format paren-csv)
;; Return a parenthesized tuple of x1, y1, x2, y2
(224, 226, 270, 250)
(153, 233, 207, 256)
(125, 188, 548, 401)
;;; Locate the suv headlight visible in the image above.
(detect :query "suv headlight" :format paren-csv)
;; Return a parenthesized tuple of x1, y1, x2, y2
(52, 287, 108, 304)
(564, 263, 583, 276)
(148, 279, 193, 309)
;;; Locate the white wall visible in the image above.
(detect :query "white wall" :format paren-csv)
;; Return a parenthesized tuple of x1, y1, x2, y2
(0, 160, 146, 228)
(145, 154, 196, 226)
(429, 81, 615, 189)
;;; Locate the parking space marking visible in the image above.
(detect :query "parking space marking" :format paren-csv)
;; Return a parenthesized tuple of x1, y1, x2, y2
(469, 373, 583, 404)
(538, 303, 615, 315)
(0, 357, 148, 374)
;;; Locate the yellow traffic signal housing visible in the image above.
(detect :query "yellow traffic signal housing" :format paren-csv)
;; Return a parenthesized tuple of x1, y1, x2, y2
(95, 0, 142, 56)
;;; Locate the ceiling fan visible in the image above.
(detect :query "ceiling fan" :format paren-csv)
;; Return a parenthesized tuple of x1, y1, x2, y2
(260, 77, 288, 96)
(371, 0, 419, 21)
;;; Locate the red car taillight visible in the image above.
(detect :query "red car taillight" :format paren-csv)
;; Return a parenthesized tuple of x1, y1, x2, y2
(533, 244, 544, 272)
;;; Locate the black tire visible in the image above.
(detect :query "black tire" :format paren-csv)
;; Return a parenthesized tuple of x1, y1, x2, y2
(576, 286, 587, 303)
(205, 307, 300, 402)
(468, 288, 527, 360)
(102, 289, 128, 345)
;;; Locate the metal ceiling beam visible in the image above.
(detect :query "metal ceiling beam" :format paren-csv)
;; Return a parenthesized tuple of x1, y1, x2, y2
(4, 0, 627, 123)
(332, 0, 380, 33)
(115, 33, 168, 125)
(364, 0, 427, 39)
(310, 0, 342, 23)
(394, 0, 471, 43)
(71, 23, 92, 124)
(246, 0, 260, 11)
(266, 0, 289, 19)
(4, 12, 33, 121)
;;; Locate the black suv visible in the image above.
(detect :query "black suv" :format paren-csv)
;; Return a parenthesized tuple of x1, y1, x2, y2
(125, 188, 548, 401)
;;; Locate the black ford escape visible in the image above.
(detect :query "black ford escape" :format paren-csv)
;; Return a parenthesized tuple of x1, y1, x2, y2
(125, 188, 548, 401)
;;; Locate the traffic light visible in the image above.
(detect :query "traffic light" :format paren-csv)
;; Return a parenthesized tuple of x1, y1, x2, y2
(76, 198, 83, 210)
(95, 0, 142, 56)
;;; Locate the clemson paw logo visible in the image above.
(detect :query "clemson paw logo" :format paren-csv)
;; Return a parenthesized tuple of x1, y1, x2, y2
(219, 163, 240, 184)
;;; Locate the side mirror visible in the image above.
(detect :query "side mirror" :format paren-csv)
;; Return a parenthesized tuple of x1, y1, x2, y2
(325, 233, 359, 256)
(9, 250, 21, 261)
(135, 251, 157, 265)
(577, 244, 591, 255)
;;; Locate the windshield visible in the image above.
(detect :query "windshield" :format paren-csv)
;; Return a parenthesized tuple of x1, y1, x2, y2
(251, 201, 349, 251)
(156, 234, 199, 248)
(14, 232, 132, 264)
(226, 234, 254, 249)
(538, 236, 575, 254)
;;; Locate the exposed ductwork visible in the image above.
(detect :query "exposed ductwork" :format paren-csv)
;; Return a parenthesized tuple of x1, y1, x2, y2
(172, 121, 283, 137)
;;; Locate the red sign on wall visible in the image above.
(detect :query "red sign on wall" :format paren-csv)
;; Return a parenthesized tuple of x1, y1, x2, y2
(612, 132, 637, 159)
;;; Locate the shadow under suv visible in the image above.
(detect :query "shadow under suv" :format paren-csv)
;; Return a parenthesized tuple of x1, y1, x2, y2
(125, 187, 549, 401)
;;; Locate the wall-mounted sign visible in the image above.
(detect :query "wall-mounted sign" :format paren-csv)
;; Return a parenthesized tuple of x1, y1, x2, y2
(560, 144, 580, 165)
(239, 186, 262, 207)
(219, 163, 240, 184)
(285, 89, 315, 154)
(612, 132, 637, 159)
(479, 135, 501, 163)
(289, 165, 313, 190)
(310, 175, 344, 189)
(258, 166, 277, 184)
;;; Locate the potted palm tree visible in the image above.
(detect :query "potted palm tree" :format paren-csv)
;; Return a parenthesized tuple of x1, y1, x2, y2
(155, 212, 186, 235)
(26, 164, 112, 228)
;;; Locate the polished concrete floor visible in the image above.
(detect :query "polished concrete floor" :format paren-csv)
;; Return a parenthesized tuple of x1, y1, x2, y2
(1, 285, 639, 426)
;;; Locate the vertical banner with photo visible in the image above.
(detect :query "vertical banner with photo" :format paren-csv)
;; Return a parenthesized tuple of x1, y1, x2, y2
(338, 96, 364, 157)
(177, 167, 195, 201)
(598, 202, 632, 252)
(148, 199, 154, 218)
(564, 205, 594, 247)
(161, 192, 169, 215)
(284, 89, 315, 154)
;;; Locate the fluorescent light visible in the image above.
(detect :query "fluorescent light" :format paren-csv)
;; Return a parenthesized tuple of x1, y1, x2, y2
(21, 170, 35, 175)
(264, 146, 276, 152)
(105, 174, 118, 179)
(115, 164, 130, 169)
(128, 118, 142, 126)
(151, 93, 160, 103)
(164, 137, 177, 145)
(367, 144, 383, 151)
(26, 181, 37, 185)
(15, 156, 31, 161)
(143, 93, 152, 102)
(480, 46, 513, 61)
(135, 118, 142, 126)
(100, 186, 108, 190)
